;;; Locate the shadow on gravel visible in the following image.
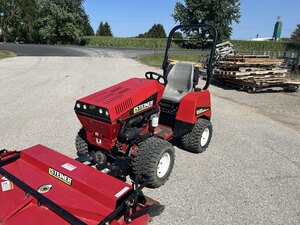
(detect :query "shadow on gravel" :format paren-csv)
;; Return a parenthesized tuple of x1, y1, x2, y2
(210, 79, 298, 94)
(170, 138, 202, 154)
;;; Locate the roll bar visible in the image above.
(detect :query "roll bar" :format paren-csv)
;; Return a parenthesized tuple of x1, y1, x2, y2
(162, 24, 218, 90)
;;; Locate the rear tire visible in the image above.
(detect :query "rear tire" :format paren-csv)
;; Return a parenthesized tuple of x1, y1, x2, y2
(132, 137, 175, 188)
(181, 118, 212, 153)
(75, 128, 89, 156)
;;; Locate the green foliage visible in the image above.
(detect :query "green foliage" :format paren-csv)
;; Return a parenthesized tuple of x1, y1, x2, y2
(231, 40, 300, 52)
(291, 24, 300, 45)
(0, 0, 39, 43)
(138, 24, 166, 38)
(82, 36, 181, 49)
(172, 0, 241, 42)
(38, 1, 82, 44)
(96, 22, 113, 37)
(82, 36, 300, 52)
(81, 14, 94, 36)
(0, 0, 93, 44)
(173, 32, 183, 39)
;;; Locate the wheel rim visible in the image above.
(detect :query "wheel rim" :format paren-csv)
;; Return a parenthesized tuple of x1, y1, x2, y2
(201, 128, 210, 147)
(157, 152, 171, 178)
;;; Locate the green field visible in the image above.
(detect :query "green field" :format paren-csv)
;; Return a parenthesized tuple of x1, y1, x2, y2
(231, 40, 300, 52)
(82, 36, 181, 49)
(0, 50, 15, 59)
(138, 52, 200, 67)
(82, 36, 300, 52)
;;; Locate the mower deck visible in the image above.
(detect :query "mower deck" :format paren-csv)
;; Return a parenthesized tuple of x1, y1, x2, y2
(0, 145, 157, 225)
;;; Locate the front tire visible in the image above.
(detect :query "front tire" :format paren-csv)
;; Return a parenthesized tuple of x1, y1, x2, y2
(75, 128, 89, 156)
(132, 137, 175, 188)
(181, 118, 213, 153)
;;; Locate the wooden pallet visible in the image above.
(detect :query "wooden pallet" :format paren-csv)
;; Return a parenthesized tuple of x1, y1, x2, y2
(215, 41, 236, 59)
(219, 61, 283, 69)
(213, 77, 299, 93)
(238, 67, 276, 72)
(226, 55, 270, 59)
(213, 50, 299, 92)
(214, 69, 288, 76)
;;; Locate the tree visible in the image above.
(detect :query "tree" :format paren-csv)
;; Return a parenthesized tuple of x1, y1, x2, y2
(291, 24, 300, 45)
(0, 0, 94, 44)
(0, 0, 15, 42)
(37, 0, 82, 44)
(138, 24, 166, 38)
(96, 22, 113, 37)
(172, 0, 241, 42)
(173, 32, 183, 39)
(0, 0, 38, 42)
(81, 14, 94, 36)
(9, 0, 39, 43)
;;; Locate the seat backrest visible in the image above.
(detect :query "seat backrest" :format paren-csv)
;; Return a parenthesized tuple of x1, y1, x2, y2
(166, 62, 194, 92)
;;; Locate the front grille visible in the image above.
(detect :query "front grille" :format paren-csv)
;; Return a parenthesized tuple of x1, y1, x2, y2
(74, 101, 111, 123)
(115, 98, 133, 115)
(100, 87, 131, 104)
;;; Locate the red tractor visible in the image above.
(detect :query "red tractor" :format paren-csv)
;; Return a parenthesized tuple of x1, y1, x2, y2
(74, 24, 218, 188)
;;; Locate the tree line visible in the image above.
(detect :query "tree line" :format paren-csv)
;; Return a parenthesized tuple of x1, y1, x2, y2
(0, 0, 94, 44)
(1, 0, 299, 45)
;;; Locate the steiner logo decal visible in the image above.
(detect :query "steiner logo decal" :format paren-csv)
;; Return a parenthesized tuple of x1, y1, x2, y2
(195, 107, 210, 115)
(48, 168, 72, 186)
(133, 100, 153, 114)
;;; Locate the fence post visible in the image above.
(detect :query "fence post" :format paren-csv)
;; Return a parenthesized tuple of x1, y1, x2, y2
(291, 52, 294, 58)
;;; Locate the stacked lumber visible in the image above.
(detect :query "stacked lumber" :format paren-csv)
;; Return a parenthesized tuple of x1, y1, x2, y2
(213, 55, 300, 92)
(215, 41, 237, 60)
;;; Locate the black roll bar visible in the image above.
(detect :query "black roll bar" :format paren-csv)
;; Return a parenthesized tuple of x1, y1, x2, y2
(162, 24, 218, 90)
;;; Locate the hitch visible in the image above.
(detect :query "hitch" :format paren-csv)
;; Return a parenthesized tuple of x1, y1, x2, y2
(0, 150, 20, 167)
(100, 180, 164, 225)
(76, 152, 131, 182)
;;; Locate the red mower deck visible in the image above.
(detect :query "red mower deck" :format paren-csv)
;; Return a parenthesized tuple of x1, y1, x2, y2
(0, 145, 161, 225)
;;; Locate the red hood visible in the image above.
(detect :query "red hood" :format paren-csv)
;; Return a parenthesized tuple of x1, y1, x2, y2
(76, 78, 165, 122)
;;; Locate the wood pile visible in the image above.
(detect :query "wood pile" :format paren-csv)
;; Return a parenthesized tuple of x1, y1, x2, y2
(215, 41, 237, 60)
(213, 55, 300, 92)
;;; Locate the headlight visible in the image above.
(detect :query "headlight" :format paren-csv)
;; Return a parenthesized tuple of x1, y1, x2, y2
(76, 103, 81, 108)
(105, 110, 109, 116)
(99, 109, 103, 114)
(83, 105, 87, 110)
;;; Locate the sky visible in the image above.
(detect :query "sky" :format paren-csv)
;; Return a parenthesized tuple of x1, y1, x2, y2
(84, 0, 300, 40)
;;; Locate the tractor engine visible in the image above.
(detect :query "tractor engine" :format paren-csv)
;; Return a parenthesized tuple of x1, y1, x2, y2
(74, 78, 165, 153)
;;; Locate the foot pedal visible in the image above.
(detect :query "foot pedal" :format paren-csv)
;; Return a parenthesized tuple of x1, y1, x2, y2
(148, 204, 165, 217)
(75, 154, 94, 162)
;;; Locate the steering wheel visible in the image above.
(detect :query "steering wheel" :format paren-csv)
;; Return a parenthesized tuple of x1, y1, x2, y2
(145, 72, 168, 85)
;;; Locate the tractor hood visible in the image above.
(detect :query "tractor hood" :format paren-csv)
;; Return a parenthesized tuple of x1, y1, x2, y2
(74, 78, 165, 123)
(0, 145, 150, 225)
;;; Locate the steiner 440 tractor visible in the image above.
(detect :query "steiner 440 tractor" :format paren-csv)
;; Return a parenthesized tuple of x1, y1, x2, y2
(0, 24, 218, 225)
(74, 24, 218, 188)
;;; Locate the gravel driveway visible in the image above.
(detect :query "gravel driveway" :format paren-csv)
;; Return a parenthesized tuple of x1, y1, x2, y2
(0, 56, 299, 225)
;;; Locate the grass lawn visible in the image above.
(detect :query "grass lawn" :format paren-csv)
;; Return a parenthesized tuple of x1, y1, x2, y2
(0, 50, 15, 59)
(138, 52, 200, 67)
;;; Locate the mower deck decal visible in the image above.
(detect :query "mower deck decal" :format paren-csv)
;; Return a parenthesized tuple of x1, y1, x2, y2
(48, 168, 72, 186)
(195, 107, 210, 115)
(115, 186, 129, 198)
(1, 180, 14, 192)
(61, 163, 77, 171)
